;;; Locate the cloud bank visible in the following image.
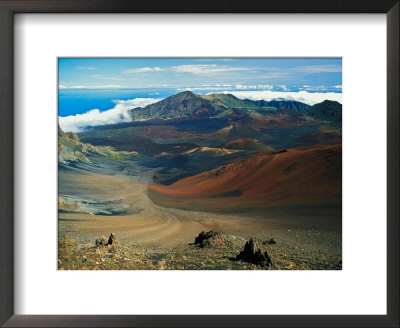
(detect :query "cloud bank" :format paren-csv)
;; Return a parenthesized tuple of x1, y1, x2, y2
(221, 90, 342, 106)
(123, 67, 162, 73)
(59, 98, 161, 133)
(293, 65, 341, 73)
(59, 90, 342, 133)
(171, 64, 249, 75)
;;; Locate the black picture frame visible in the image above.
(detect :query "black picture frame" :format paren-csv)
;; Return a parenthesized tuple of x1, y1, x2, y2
(0, 1, 398, 327)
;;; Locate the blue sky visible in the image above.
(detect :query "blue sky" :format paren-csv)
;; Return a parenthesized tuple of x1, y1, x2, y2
(58, 58, 342, 92)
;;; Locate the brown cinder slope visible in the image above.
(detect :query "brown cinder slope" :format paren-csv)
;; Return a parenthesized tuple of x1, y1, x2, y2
(148, 144, 342, 211)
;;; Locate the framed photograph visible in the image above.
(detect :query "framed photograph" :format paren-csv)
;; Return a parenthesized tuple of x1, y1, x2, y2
(0, 0, 398, 327)
(57, 56, 343, 272)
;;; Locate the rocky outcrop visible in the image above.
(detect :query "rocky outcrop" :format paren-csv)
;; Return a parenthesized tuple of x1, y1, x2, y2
(58, 124, 92, 164)
(193, 231, 221, 248)
(96, 233, 118, 247)
(236, 239, 272, 267)
(107, 233, 117, 245)
(95, 236, 108, 246)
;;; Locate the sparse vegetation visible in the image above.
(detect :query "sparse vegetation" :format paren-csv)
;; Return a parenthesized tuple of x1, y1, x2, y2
(58, 230, 342, 271)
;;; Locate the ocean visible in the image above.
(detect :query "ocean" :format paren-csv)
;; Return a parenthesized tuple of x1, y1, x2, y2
(58, 88, 178, 117)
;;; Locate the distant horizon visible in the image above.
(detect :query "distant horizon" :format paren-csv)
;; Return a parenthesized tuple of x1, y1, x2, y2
(58, 58, 342, 132)
(59, 88, 342, 115)
(58, 89, 342, 133)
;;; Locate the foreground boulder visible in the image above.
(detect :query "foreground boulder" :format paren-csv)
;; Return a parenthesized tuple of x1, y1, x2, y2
(107, 233, 117, 245)
(96, 233, 118, 246)
(236, 238, 272, 267)
(193, 231, 221, 248)
(95, 236, 108, 246)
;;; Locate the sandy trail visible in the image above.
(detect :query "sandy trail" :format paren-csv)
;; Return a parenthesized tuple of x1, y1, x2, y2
(59, 169, 228, 247)
(58, 165, 341, 249)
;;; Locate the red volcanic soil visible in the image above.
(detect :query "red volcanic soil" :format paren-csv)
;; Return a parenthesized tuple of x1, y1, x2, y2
(148, 144, 342, 210)
(225, 138, 257, 147)
(153, 152, 171, 159)
(194, 107, 210, 116)
(224, 138, 273, 152)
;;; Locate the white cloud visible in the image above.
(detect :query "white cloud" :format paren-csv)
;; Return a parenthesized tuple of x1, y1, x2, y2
(175, 85, 231, 91)
(294, 65, 341, 73)
(301, 85, 328, 91)
(233, 84, 273, 90)
(66, 85, 87, 89)
(60, 85, 127, 89)
(171, 64, 248, 75)
(151, 84, 179, 87)
(177, 84, 274, 92)
(59, 98, 162, 133)
(300, 85, 342, 92)
(277, 85, 288, 91)
(221, 90, 342, 105)
(261, 73, 289, 79)
(123, 67, 162, 73)
(75, 66, 97, 70)
(258, 84, 274, 90)
(235, 84, 257, 90)
(175, 83, 256, 91)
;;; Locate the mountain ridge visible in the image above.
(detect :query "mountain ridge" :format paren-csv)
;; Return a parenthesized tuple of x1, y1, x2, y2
(129, 91, 311, 122)
(305, 100, 342, 121)
(130, 91, 215, 121)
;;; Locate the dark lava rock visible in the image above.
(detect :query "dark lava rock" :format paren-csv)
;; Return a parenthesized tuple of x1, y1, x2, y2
(95, 236, 108, 246)
(107, 233, 117, 245)
(236, 239, 272, 267)
(193, 231, 221, 248)
(263, 238, 277, 245)
(96, 233, 118, 247)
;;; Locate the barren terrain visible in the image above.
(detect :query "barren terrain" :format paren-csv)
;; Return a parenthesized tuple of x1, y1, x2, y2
(59, 160, 341, 270)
